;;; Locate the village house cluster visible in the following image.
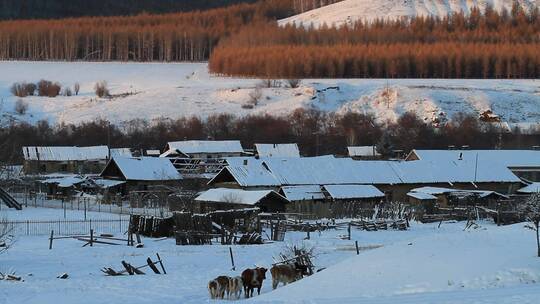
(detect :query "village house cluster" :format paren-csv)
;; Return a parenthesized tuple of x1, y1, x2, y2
(12, 141, 540, 218)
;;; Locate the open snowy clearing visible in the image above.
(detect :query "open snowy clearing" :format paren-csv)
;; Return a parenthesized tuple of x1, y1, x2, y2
(279, 0, 540, 28)
(0, 61, 539, 130)
(2, 207, 540, 303)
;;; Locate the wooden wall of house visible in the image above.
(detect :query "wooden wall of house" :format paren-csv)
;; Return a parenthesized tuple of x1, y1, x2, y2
(24, 160, 106, 175)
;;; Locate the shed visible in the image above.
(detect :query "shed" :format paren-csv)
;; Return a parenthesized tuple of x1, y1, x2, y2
(194, 188, 288, 213)
(161, 140, 244, 158)
(22, 145, 110, 174)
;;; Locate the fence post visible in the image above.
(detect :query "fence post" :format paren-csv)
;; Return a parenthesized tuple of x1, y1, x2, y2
(90, 219, 92, 231)
(229, 247, 236, 271)
(355, 240, 360, 255)
(49, 230, 54, 250)
(90, 229, 94, 247)
(26, 220, 29, 236)
(84, 201, 87, 221)
(348, 222, 351, 240)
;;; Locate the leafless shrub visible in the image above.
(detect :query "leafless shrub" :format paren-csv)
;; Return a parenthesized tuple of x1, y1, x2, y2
(248, 87, 262, 106)
(94, 80, 110, 98)
(259, 79, 280, 88)
(10, 82, 36, 97)
(14, 99, 28, 115)
(287, 79, 302, 88)
(74, 82, 80, 95)
(0, 215, 14, 255)
(62, 87, 73, 96)
(37, 80, 62, 97)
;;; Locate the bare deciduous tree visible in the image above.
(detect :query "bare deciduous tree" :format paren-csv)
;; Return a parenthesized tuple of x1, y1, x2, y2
(14, 99, 28, 115)
(74, 82, 80, 95)
(94, 81, 110, 98)
(0, 215, 14, 255)
(248, 87, 262, 107)
(286, 79, 301, 88)
(520, 192, 540, 257)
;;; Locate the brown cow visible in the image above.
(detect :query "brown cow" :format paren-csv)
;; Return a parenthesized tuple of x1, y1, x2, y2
(241, 267, 267, 298)
(208, 275, 231, 299)
(270, 262, 308, 289)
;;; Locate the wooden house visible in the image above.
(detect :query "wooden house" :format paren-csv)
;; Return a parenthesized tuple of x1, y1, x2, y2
(407, 186, 509, 209)
(99, 156, 183, 195)
(209, 155, 522, 202)
(194, 188, 289, 213)
(22, 146, 132, 175)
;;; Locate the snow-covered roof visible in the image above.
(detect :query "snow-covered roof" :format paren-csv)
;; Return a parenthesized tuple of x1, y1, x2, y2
(40, 175, 85, 188)
(110, 148, 132, 158)
(280, 185, 325, 201)
(407, 192, 437, 200)
(213, 156, 520, 187)
(347, 146, 380, 157)
(103, 157, 182, 181)
(323, 184, 384, 199)
(22, 146, 109, 161)
(195, 188, 287, 205)
(165, 140, 244, 155)
(410, 186, 508, 199)
(409, 149, 540, 168)
(255, 143, 300, 158)
(517, 183, 540, 194)
(92, 178, 126, 189)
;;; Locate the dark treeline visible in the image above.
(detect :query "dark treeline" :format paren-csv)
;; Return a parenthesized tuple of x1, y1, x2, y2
(1, 111, 538, 164)
(210, 5, 540, 78)
(0, 0, 258, 20)
(0, 0, 340, 61)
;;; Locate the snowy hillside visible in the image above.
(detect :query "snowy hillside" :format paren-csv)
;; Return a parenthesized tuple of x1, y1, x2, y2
(279, 0, 540, 28)
(0, 61, 539, 130)
(253, 223, 540, 303)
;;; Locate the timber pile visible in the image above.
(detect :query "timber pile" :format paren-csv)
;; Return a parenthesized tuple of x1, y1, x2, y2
(237, 232, 263, 245)
(129, 215, 176, 238)
(350, 219, 408, 231)
(175, 231, 214, 245)
(101, 253, 166, 276)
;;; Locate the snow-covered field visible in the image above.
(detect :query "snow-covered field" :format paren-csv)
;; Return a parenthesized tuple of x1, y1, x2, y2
(0, 61, 539, 130)
(2, 207, 540, 303)
(279, 0, 540, 28)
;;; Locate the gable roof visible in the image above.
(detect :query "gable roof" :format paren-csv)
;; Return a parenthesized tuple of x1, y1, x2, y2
(407, 192, 438, 200)
(517, 182, 540, 194)
(347, 146, 380, 157)
(255, 143, 300, 158)
(280, 185, 325, 201)
(165, 140, 244, 155)
(102, 157, 182, 181)
(194, 188, 288, 205)
(408, 149, 540, 168)
(22, 146, 109, 161)
(110, 148, 132, 158)
(211, 156, 521, 187)
(323, 184, 384, 199)
(409, 186, 508, 199)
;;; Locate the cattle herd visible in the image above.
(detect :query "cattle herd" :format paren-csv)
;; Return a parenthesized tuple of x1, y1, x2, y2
(208, 263, 309, 299)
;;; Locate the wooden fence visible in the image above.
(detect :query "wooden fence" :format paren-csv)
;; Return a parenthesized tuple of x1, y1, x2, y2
(5, 219, 130, 236)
